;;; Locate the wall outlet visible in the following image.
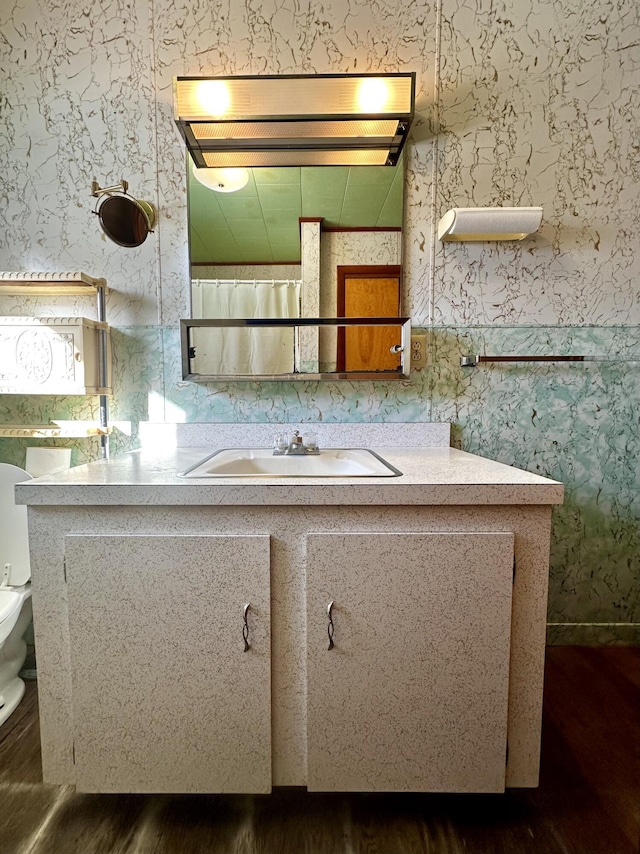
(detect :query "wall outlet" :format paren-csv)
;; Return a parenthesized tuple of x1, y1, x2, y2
(410, 332, 428, 370)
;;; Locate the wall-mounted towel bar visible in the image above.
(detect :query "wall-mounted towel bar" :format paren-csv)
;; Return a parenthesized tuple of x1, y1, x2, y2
(460, 355, 638, 367)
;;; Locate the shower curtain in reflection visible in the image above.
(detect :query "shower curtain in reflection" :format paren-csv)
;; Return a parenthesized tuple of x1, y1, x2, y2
(191, 279, 301, 375)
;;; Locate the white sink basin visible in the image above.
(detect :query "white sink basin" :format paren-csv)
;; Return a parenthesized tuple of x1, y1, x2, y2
(179, 448, 402, 478)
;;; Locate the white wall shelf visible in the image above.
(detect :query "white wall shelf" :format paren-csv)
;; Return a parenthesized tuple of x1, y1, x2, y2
(0, 272, 108, 296)
(0, 423, 112, 438)
(0, 272, 111, 458)
(0, 317, 112, 395)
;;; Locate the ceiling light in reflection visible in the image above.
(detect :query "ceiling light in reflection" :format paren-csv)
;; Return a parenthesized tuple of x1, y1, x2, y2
(192, 164, 250, 193)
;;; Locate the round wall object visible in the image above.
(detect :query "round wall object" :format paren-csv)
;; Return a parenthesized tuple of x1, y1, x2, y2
(96, 195, 156, 247)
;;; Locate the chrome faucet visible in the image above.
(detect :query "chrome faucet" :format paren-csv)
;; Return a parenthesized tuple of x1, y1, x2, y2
(273, 429, 320, 456)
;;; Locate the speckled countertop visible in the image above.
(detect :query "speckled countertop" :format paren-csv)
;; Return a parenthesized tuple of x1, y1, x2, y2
(15, 446, 564, 507)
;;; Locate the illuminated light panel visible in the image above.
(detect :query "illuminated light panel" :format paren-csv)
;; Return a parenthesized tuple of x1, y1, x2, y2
(193, 80, 231, 116)
(192, 120, 400, 140)
(174, 73, 415, 168)
(202, 149, 391, 167)
(357, 78, 389, 112)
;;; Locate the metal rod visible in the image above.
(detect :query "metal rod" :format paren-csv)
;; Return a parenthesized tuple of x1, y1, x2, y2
(96, 280, 106, 324)
(99, 394, 109, 460)
(91, 179, 128, 197)
(95, 281, 110, 460)
(479, 355, 584, 363)
(461, 354, 638, 367)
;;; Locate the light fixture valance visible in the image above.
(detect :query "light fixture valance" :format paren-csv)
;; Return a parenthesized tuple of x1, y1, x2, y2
(438, 207, 543, 242)
(173, 73, 415, 168)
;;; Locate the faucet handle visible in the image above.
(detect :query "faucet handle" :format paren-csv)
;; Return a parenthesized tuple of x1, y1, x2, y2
(304, 431, 318, 451)
(273, 433, 287, 452)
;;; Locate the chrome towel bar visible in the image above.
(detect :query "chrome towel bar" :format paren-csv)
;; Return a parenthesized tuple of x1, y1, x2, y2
(460, 354, 639, 367)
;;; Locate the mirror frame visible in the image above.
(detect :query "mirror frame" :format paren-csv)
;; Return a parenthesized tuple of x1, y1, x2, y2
(181, 84, 410, 383)
(94, 193, 156, 247)
(180, 317, 412, 382)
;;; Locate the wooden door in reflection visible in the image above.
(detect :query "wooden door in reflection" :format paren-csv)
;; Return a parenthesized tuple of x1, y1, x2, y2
(337, 265, 402, 372)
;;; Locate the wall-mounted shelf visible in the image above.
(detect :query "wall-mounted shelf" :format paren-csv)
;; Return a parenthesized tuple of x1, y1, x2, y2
(0, 317, 111, 395)
(0, 272, 111, 458)
(0, 423, 112, 438)
(0, 271, 108, 296)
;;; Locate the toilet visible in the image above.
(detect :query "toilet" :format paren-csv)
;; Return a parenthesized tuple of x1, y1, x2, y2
(0, 464, 34, 727)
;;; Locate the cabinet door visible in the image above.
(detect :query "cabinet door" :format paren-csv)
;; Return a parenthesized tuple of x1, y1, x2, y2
(65, 534, 271, 793)
(306, 532, 514, 792)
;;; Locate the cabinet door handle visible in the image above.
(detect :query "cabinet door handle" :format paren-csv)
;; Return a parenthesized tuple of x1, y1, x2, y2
(243, 603, 251, 652)
(327, 600, 335, 651)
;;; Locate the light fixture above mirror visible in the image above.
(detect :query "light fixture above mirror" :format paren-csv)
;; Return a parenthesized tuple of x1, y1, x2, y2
(173, 73, 415, 168)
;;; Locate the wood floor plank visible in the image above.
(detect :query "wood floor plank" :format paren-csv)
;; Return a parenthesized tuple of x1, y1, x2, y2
(425, 792, 561, 854)
(0, 648, 636, 854)
(0, 683, 38, 749)
(0, 786, 62, 854)
(27, 793, 150, 854)
(0, 684, 43, 787)
(136, 795, 255, 854)
(543, 646, 640, 850)
(350, 792, 461, 854)
(253, 790, 351, 854)
(594, 646, 640, 692)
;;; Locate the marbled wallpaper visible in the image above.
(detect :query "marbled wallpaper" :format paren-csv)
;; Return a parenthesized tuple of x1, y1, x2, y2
(0, 0, 638, 643)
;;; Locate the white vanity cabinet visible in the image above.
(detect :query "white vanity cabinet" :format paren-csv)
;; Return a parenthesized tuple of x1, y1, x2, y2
(64, 534, 271, 793)
(306, 532, 515, 793)
(19, 444, 563, 795)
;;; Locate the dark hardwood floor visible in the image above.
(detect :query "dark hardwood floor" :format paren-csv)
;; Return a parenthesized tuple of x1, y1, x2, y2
(0, 647, 638, 854)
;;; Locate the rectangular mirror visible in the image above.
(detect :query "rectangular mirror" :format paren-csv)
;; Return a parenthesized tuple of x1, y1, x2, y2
(186, 155, 406, 379)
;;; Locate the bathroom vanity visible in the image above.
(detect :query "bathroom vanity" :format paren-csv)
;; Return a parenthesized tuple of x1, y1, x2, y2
(16, 424, 563, 795)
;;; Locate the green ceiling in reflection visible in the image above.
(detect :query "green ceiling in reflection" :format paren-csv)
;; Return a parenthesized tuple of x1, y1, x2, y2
(188, 155, 404, 265)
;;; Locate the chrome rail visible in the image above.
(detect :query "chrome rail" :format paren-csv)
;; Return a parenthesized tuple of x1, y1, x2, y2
(461, 354, 639, 367)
